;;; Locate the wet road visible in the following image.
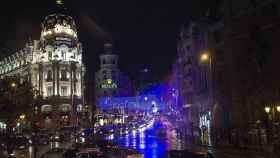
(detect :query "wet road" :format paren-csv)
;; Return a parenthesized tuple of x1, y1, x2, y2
(108, 117, 187, 158)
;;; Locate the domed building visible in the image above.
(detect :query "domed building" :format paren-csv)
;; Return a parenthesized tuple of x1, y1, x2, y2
(0, 13, 88, 129)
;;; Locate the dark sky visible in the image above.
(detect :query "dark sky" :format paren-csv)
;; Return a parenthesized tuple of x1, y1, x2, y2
(0, 0, 213, 81)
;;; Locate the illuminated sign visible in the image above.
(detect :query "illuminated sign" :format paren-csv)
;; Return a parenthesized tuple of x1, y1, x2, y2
(101, 79, 117, 89)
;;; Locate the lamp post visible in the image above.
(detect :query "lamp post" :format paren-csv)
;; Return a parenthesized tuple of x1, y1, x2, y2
(200, 51, 214, 146)
(265, 104, 280, 147)
(200, 52, 212, 72)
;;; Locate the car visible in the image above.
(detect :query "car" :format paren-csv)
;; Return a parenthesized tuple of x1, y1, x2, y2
(15, 136, 29, 150)
(50, 132, 64, 142)
(42, 148, 65, 158)
(168, 150, 213, 158)
(63, 148, 79, 158)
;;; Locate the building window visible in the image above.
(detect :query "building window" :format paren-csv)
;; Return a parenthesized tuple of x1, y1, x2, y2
(216, 50, 224, 63)
(213, 30, 221, 44)
(261, 3, 278, 16)
(46, 70, 52, 81)
(113, 90, 117, 96)
(61, 51, 66, 60)
(47, 86, 53, 96)
(186, 45, 191, 51)
(102, 70, 107, 74)
(103, 75, 107, 80)
(48, 51, 52, 60)
(112, 60, 116, 64)
(102, 60, 106, 64)
(112, 75, 116, 81)
(77, 104, 83, 112)
(112, 70, 116, 80)
(61, 86, 68, 96)
(61, 70, 68, 81)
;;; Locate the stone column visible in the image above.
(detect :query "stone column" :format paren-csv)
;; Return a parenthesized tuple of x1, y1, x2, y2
(57, 62, 60, 96)
(38, 63, 43, 96)
(52, 62, 55, 96)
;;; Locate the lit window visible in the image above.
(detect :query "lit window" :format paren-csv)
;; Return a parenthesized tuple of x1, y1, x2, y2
(77, 104, 83, 112)
(54, 24, 63, 33)
(61, 51, 66, 60)
(47, 87, 53, 96)
(61, 70, 67, 80)
(61, 86, 68, 96)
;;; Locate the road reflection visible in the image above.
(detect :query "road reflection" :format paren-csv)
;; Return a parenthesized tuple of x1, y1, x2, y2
(111, 118, 186, 158)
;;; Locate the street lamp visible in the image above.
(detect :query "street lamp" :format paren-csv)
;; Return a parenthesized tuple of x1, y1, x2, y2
(19, 114, 26, 120)
(277, 105, 280, 112)
(265, 106, 271, 113)
(11, 82, 17, 88)
(264, 104, 280, 147)
(201, 53, 209, 61)
(200, 52, 212, 70)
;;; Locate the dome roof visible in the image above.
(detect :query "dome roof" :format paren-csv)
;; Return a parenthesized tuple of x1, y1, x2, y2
(42, 13, 77, 31)
(40, 13, 78, 43)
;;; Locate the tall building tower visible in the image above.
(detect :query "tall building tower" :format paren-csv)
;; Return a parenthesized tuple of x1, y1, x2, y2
(95, 43, 119, 104)
(0, 13, 86, 129)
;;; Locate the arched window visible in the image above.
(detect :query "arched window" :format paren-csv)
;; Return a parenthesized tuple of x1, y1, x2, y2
(61, 70, 67, 81)
(47, 70, 52, 81)
(61, 51, 66, 60)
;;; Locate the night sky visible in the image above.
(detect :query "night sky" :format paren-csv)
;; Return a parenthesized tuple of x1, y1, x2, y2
(0, 0, 214, 81)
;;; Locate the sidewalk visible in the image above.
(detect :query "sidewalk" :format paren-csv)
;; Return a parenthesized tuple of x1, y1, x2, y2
(195, 143, 278, 158)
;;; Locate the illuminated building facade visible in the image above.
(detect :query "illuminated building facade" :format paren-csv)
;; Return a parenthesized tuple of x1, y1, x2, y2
(0, 13, 86, 129)
(95, 43, 134, 107)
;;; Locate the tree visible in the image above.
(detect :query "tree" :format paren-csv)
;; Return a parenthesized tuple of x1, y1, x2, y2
(0, 77, 35, 133)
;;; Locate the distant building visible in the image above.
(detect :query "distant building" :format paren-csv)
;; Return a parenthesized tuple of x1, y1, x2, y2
(0, 13, 88, 129)
(95, 43, 133, 109)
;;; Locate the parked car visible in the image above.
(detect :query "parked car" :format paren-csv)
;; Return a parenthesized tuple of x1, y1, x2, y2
(168, 150, 214, 158)
(15, 135, 29, 150)
(43, 148, 65, 158)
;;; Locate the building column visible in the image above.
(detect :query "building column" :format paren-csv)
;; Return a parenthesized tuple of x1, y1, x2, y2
(38, 63, 43, 96)
(57, 62, 60, 96)
(52, 62, 55, 96)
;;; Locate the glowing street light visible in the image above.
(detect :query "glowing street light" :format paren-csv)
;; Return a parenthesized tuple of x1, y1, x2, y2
(277, 105, 280, 112)
(19, 114, 26, 120)
(201, 53, 209, 62)
(56, 0, 63, 5)
(144, 97, 148, 101)
(265, 106, 271, 113)
(11, 82, 16, 88)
